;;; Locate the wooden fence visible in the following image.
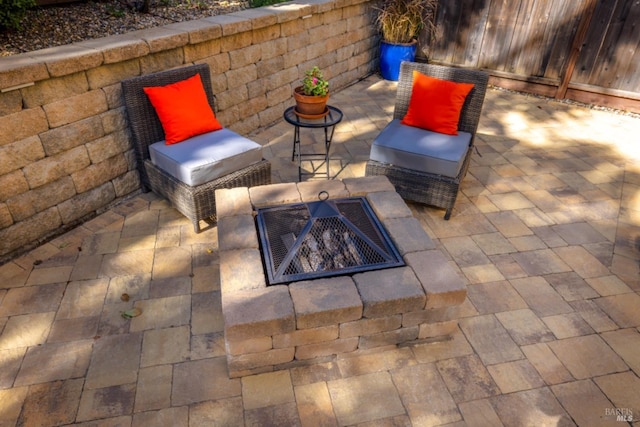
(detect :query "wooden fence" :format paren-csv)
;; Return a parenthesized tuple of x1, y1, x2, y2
(423, 0, 640, 113)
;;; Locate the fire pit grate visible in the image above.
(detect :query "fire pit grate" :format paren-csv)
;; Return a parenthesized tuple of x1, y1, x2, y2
(256, 193, 404, 285)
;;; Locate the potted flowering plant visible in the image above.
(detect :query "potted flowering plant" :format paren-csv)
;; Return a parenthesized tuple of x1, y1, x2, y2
(294, 66, 330, 118)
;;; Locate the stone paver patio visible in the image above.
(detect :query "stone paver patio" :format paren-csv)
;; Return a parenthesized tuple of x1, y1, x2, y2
(0, 74, 639, 426)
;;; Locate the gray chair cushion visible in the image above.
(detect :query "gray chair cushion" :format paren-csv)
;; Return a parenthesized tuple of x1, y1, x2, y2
(369, 119, 472, 178)
(149, 128, 263, 186)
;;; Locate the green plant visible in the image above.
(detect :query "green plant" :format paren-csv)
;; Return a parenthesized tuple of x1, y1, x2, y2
(249, 0, 288, 8)
(300, 66, 329, 96)
(0, 0, 35, 31)
(373, 0, 437, 44)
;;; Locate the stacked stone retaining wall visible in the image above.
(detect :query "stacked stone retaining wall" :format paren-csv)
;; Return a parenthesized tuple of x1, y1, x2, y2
(0, 0, 379, 262)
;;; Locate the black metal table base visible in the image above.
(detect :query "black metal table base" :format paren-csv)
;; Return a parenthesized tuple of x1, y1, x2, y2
(284, 105, 343, 181)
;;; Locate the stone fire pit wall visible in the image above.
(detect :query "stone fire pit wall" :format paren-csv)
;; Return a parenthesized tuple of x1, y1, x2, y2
(216, 176, 466, 378)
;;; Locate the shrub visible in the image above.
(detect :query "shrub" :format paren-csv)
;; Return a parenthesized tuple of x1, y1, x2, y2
(0, 0, 36, 31)
(249, 0, 288, 7)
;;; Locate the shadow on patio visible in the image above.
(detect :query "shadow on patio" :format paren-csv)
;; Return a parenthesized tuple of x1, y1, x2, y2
(0, 74, 639, 426)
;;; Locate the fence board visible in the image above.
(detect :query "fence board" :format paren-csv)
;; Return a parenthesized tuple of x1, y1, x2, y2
(428, 0, 640, 108)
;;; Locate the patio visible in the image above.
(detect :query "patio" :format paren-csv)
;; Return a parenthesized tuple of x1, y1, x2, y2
(0, 73, 639, 426)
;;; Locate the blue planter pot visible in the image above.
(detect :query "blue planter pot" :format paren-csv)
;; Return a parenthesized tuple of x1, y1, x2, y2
(379, 40, 418, 81)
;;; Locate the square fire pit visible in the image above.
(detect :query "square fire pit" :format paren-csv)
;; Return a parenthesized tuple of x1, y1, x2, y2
(216, 177, 467, 378)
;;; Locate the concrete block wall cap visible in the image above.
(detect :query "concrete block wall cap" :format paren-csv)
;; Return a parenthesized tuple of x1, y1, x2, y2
(129, 27, 190, 53)
(296, 179, 349, 201)
(214, 187, 252, 219)
(217, 214, 259, 251)
(227, 8, 279, 29)
(77, 35, 150, 64)
(366, 191, 413, 220)
(249, 182, 301, 207)
(204, 15, 253, 36)
(0, 56, 49, 91)
(343, 176, 395, 196)
(27, 44, 104, 77)
(263, 2, 315, 22)
(222, 285, 296, 340)
(163, 19, 223, 45)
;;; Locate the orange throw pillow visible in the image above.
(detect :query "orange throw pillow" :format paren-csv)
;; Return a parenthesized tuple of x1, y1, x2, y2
(143, 73, 222, 145)
(401, 71, 474, 135)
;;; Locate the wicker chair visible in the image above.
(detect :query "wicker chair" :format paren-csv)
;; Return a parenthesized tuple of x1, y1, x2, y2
(366, 62, 489, 220)
(122, 64, 271, 232)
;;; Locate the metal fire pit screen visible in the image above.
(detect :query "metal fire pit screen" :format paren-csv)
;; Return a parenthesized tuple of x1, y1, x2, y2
(256, 193, 404, 285)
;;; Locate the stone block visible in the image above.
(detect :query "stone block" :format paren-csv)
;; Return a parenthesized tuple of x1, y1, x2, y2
(0, 207, 61, 261)
(232, 8, 278, 29)
(78, 34, 150, 64)
(0, 89, 22, 116)
(0, 170, 29, 203)
(85, 59, 140, 89)
(226, 336, 273, 356)
(184, 39, 223, 63)
(220, 249, 266, 293)
(354, 267, 426, 318)
(206, 15, 252, 38)
(265, 67, 298, 91)
(215, 187, 252, 219)
(139, 48, 185, 75)
(135, 27, 189, 53)
(21, 72, 89, 108)
(223, 285, 295, 340)
(340, 315, 402, 338)
(43, 90, 108, 128)
(253, 27, 284, 48)
(384, 217, 436, 255)
(0, 204, 12, 228)
(366, 191, 413, 220)
(39, 116, 105, 156)
(23, 146, 90, 189)
(273, 325, 339, 348)
(218, 215, 259, 251)
(289, 277, 363, 329)
(100, 107, 128, 134)
(227, 347, 295, 374)
(229, 45, 262, 70)
(102, 83, 124, 109)
(295, 337, 359, 360)
(297, 180, 349, 202)
(418, 320, 459, 340)
(249, 182, 301, 207)
(112, 170, 140, 197)
(7, 177, 76, 221)
(402, 306, 462, 327)
(85, 134, 122, 164)
(29, 45, 103, 77)
(58, 182, 116, 224)
(225, 64, 257, 89)
(359, 326, 419, 349)
(71, 154, 128, 194)
(257, 56, 285, 79)
(0, 108, 48, 146)
(405, 250, 467, 309)
(259, 103, 286, 127)
(265, 85, 290, 106)
(343, 176, 395, 196)
(0, 56, 49, 91)
(164, 19, 222, 44)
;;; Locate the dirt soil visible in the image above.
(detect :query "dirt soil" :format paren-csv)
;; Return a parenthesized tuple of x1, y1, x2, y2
(0, 0, 249, 57)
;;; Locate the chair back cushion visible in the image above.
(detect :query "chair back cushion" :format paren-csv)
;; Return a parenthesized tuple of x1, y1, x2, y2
(401, 71, 474, 135)
(370, 119, 472, 178)
(122, 64, 216, 163)
(149, 128, 263, 187)
(143, 74, 222, 145)
(394, 62, 489, 137)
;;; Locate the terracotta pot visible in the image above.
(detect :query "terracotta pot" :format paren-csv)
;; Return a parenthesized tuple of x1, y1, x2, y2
(294, 86, 329, 117)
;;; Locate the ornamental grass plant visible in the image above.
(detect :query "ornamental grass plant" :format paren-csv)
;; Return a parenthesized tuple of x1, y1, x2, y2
(373, 0, 437, 44)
